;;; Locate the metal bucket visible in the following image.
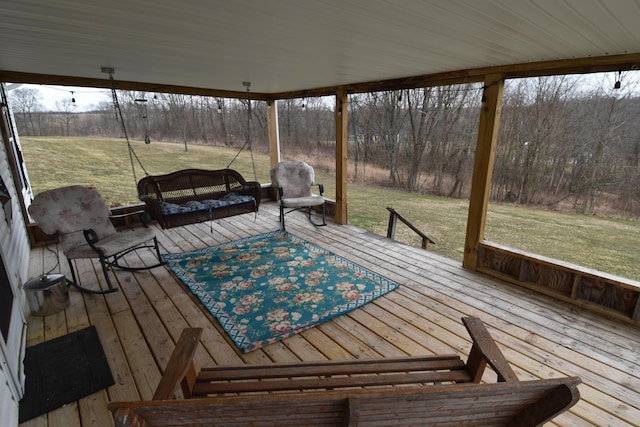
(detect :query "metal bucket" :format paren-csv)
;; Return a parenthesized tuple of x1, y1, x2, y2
(24, 274, 70, 316)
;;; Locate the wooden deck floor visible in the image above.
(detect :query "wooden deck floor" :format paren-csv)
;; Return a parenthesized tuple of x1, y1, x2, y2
(21, 202, 640, 427)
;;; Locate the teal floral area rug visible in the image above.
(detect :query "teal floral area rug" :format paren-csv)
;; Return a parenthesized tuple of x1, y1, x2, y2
(163, 231, 400, 353)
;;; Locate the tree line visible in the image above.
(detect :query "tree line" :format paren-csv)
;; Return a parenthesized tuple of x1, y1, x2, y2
(9, 73, 640, 217)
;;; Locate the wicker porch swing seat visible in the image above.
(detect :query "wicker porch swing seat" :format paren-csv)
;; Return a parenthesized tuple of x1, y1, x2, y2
(137, 168, 261, 229)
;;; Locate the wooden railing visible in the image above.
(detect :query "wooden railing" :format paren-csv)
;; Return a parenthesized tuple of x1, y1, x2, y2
(478, 240, 640, 325)
(386, 207, 435, 249)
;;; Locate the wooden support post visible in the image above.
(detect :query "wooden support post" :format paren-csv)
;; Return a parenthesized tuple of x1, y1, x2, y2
(335, 90, 348, 225)
(463, 74, 504, 270)
(387, 209, 398, 240)
(267, 99, 280, 167)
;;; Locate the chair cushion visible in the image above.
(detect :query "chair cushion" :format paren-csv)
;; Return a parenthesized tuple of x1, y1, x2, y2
(270, 161, 315, 198)
(280, 194, 325, 208)
(66, 227, 157, 259)
(29, 185, 117, 254)
(158, 193, 255, 217)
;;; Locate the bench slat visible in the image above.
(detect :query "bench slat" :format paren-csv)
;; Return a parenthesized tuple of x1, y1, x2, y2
(193, 369, 474, 395)
(198, 356, 465, 380)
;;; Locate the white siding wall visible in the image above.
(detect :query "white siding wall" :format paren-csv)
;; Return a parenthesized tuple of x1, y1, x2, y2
(0, 84, 31, 427)
(0, 359, 21, 427)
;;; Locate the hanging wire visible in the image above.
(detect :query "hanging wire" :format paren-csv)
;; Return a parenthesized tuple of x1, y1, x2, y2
(226, 81, 258, 181)
(108, 72, 150, 185)
(135, 98, 151, 144)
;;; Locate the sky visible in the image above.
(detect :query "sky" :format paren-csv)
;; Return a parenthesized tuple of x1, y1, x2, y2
(9, 83, 111, 111)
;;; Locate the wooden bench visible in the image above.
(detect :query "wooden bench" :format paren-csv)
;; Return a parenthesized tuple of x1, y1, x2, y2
(108, 317, 581, 426)
(137, 168, 261, 229)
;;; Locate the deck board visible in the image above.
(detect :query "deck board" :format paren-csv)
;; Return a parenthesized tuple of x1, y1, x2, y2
(20, 202, 640, 427)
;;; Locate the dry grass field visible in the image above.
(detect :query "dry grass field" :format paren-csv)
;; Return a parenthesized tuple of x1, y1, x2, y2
(21, 136, 640, 281)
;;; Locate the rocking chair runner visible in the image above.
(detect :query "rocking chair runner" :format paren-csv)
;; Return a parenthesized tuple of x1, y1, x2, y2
(270, 160, 327, 231)
(29, 185, 165, 294)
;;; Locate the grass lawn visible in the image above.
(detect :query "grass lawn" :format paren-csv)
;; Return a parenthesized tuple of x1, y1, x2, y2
(21, 136, 640, 282)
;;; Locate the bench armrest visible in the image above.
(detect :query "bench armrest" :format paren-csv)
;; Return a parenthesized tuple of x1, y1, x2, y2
(234, 181, 262, 208)
(463, 317, 519, 382)
(152, 328, 203, 400)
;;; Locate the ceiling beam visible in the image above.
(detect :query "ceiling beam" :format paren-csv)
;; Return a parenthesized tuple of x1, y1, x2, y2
(0, 71, 272, 101)
(2, 52, 639, 101)
(274, 52, 640, 99)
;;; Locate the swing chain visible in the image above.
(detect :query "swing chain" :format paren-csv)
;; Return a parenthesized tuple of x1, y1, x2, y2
(226, 82, 258, 182)
(108, 72, 150, 184)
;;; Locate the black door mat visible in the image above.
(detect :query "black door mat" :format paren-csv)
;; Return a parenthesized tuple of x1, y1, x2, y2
(19, 326, 115, 423)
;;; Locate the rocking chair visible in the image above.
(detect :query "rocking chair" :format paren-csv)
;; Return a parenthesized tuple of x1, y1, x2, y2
(270, 160, 326, 231)
(29, 185, 165, 294)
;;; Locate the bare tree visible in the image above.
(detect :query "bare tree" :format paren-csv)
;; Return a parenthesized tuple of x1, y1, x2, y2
(348, 95, 366, 179)
(55, 99, 78, 136)
(570, 92, 631, 213)
(9, 87, 43, 134)
(496, 76, 576, 205)
(371, 91, 406, 186)
(405, 88, 437, 191)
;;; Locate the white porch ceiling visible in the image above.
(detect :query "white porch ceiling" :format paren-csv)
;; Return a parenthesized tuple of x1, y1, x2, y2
(1, 0, 640, 96)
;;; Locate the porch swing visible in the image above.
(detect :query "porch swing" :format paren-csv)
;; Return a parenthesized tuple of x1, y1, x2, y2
(135, 81, 262, 230)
